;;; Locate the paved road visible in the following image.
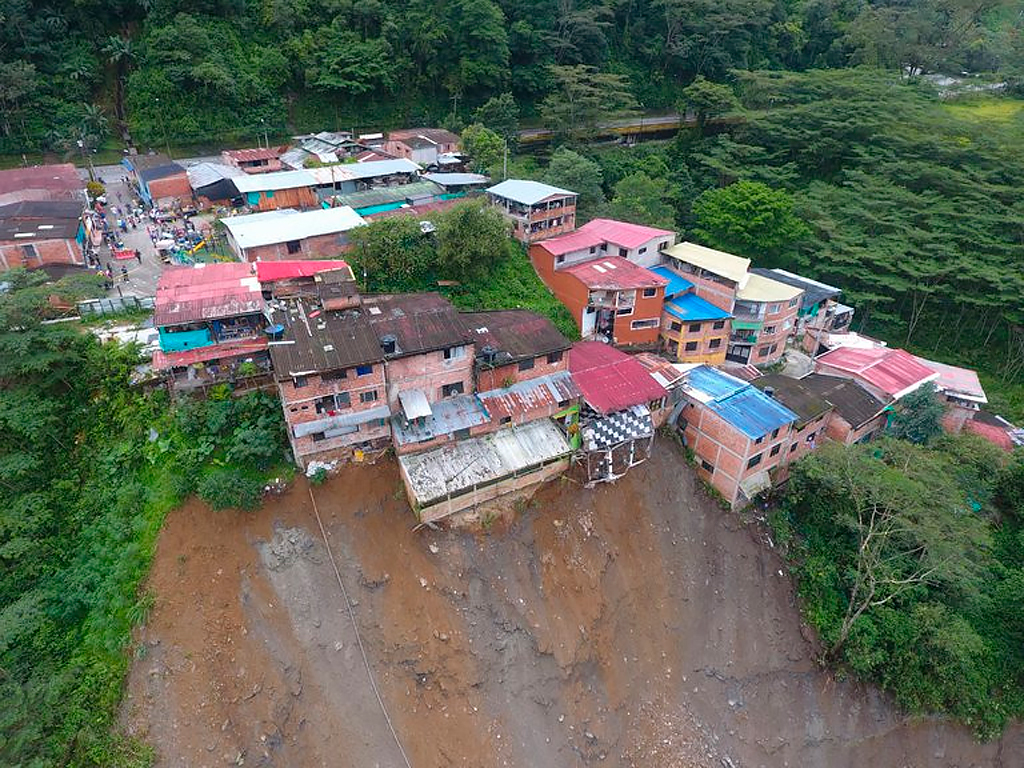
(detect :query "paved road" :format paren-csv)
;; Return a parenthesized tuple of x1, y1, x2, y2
(94, 176, 165, 298)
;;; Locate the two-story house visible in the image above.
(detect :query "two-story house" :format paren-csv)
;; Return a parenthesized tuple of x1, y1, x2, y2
(222, 147, 286, 174)
(750, 268, 853, 354)
(650, 265, 731, 364)
(362, 293, 488, 455)
(464, 310, 581, 432)
(486, 179, 577, 243)
(152, 263, 271, 391)
(677, 365, 799, 508)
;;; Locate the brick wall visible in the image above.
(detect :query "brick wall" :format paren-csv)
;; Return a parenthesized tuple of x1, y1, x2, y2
(148, 175, 192, 203)
(750, 300, 799, 365)
(681, 271, 737, 314)
(241, 232, 355, 262)
(0, 237, 83, 270)
(475, 350, 568, 392)
(612, 288, 664, 347)
(384, 346, 475, 411)
(825, 411, 885, 445)
(659, 314, 729, 365)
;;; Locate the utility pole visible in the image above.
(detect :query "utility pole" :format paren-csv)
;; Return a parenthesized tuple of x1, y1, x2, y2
(77, 138, 95, 181)
(503, 139, 508, 181)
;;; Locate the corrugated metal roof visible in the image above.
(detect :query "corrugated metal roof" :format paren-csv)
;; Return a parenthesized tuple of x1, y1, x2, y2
(422, 172, 490, 187)
(224, 146, 285, 162)
(333, 180, 442, 209)
(363, 293, 471, 357)
(477, 371, 581, 420)
(399, 418, 571, 506)
(683, 365, 748, 402)
(0, 200, 82, 241)
(388, 127, 460, 145)
(694, 374, 799, 440)
(0, 164, 81, 202)
(664, 292, 731, 322)
(152, 338, 268, 370)
(565, 256, 666, 289)
(154, 263, 264, 327)
(399, 389, 433, 420)
(308, 159, 422, 184)
(750, 267, 840, 308)
(231, 170, 315, 193)
(815, 347, 939, 399)
(187, 162, 245, 189)
(800, 373, 886, 428)
(912, 355, 987, 402)
(139, 163, 187, 184)
(649, 266, 694, 297)
(392, 394, 490, 446)
(267, 297, 382, 376)
(486, 179, 576, 206)
(663, 242, 750, 287)
(736, 272, 803, 303)
(463, 309, 569, 363)
(222, 206, 365, 249)
(569, 341, 668, 415)
(752, 374, 832, 424)
(538, 218, 674, 256)
(293, 404, 391, 438)
(256, 260, 352, 283)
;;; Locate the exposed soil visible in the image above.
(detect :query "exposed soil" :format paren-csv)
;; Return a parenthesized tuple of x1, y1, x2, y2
(122, 438, 1023, 767)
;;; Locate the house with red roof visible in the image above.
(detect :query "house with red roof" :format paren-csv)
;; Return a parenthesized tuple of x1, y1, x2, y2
(569, 341, 668, 484)
(0, 164, 82, 206)
(814, 346, 939, 403)
(530, 219, 677, 348)
(221, 146, 287, 174)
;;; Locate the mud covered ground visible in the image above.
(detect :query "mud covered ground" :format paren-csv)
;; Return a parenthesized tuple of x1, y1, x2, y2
(122, 438, 1022, 767)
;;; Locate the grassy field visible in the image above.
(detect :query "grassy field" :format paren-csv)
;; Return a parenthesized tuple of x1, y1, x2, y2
(943, 94, 1024, 122)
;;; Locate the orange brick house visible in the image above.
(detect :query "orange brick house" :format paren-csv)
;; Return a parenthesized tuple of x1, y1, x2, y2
(487, 179, 577, 243)
(0, 201, 84, 270)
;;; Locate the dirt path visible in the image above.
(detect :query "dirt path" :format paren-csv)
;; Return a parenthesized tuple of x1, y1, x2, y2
(123, 439, 1022, 767)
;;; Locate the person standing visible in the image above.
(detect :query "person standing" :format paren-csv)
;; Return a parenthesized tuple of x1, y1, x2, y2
(134, 249, 142, 264)
(121, 266, 129, 283)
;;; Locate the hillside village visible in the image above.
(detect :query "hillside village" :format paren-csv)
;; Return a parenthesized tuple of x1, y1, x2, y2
(1, 127, 1019, 525)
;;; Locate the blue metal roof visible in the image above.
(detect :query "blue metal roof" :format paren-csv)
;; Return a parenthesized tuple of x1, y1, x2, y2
(686, 365, 798, 439)
(664, 293, 731, 322)
(650, 266, 694, 297)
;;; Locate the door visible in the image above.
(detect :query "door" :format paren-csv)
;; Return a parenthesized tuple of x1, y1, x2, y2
(581, 306, 596, 338)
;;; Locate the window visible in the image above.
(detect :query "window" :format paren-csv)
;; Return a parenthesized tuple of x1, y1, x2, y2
(311, 432, 326, 442)
(518, 358, 535, 372)
(712, 320, 725, 330)
(765, 325, 776, 335)
(789, 297, 799, 307)
(589, 246, 597, 254)
(688, 323, 702, 333)
(769, 303, 780, 314)
(453, 428, 471, 440)
(770, 343, 778, 354)
(322, 369, 347, 381)
(556, 255, 565, 264)
(631, 318, 659, 330)
(360, 390, 378, 403)
(684, 341, 698, 351)
(616, 307, 633, 316)
(441, 381, 465, 397)
(21, 244, 38, 261)
(286, 240, 301, 254)
(747, 453, 763, 469)
(790, 443, 798, 453)
(771, 428, 780, 439)
(670, 321, 682, 332)
(755, 435, 764, 444)
(356, 364, 373, 376)
(769, 444, 781, 457)
(758, 347, 770, 358)
(700, 460, 714, 473)
(639, 246, 647, 254)
(783, 320, 792, 330)
(618, 247, 627, 257)
(293, 375, 308, 388)
(500, 415, 512, 425)
(546, 350, 563, 364)
(443, 346, 464, 361)
(642, 287, 657, 298)
(708, 338, 721, 349)
(659, 241, 669, 251)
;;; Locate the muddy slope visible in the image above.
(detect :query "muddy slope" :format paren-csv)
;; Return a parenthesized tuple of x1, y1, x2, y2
(123, 440, 1022, 767)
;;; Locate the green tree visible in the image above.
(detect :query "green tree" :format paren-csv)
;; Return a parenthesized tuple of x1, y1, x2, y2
(888, 383, 945, 444)
(435, 198, 510, 279)
(608, 172, 677, 229)
(473, 92, 520, 147)
(102, 35, 134, 125)
(538, 64, 637, 142)
(691, 180, 809, 262)
(680, 75, 739, 135)
(449, 0, 510, 95)
(542, 147, 606, 220)
(460, 123, 504, 175)
(349, 217, 436, 290)
(0, 61, 37, 138)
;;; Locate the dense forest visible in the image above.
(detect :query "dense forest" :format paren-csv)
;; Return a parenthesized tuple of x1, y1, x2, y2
(1, 0, 1022, 151)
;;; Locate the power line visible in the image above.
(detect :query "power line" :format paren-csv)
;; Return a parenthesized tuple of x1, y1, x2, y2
(307, 486, 413, 768)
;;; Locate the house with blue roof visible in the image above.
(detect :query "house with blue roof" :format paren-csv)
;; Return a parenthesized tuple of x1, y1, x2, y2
(677, 365, 798, 508)
(649, 265, 732, 365)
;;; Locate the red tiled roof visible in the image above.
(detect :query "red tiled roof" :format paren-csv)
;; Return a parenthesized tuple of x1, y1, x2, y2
(569, 341, 667, 415)
(154, 263, 264, 327)
(815, 346, 938, 399)
(255, 260, 352, 283)
(224, 146, 285, 162)
(152, 338, 268, 370)
(564, 256, 667, 290)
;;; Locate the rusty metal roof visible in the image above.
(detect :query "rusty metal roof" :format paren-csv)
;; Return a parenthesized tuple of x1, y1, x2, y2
(0, 164, 81, 204)
(154, 263, 265, 327)
(363, 293, 470, 358)
(267, 297, 382, 377)
(477, 371, 581, 420)
(569, 341, 667, 415)
(462, 309, 569, 365)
